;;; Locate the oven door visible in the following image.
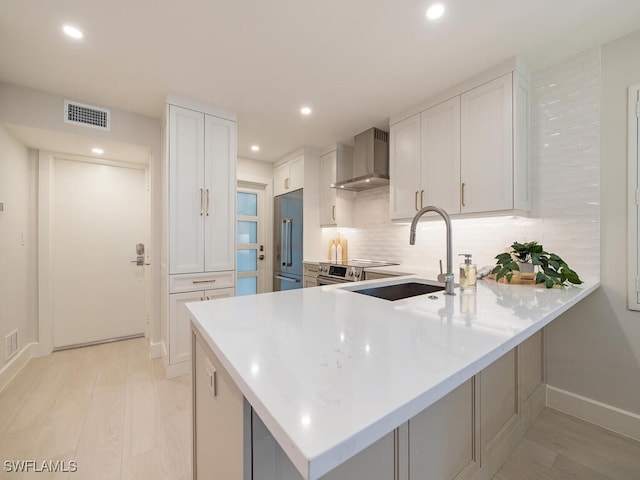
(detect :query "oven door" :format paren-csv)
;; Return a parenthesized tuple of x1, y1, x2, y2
(317, 275, 349, 286)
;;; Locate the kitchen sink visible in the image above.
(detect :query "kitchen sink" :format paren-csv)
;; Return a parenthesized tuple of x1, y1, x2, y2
(351, 281, 445, 301)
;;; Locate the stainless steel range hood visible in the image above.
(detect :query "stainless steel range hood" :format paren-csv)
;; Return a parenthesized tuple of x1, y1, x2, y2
(331, 128, 389, 192)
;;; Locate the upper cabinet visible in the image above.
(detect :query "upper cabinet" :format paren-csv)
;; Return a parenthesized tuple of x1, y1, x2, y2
(390, 65, 530, 221)
(274, 153, 304, 196)
(168, 103, 236, 274)
(320, 146, 355, 227)
(389, 97, 460, 219)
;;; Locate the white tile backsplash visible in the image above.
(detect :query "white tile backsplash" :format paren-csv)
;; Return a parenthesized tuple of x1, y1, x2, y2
(323, 48, 600, 278)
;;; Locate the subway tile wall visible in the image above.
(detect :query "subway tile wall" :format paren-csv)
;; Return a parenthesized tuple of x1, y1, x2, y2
(322, 48, 600, 278)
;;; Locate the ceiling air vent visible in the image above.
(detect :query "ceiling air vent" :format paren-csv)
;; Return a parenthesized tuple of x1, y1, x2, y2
(64, 100, 111, 131)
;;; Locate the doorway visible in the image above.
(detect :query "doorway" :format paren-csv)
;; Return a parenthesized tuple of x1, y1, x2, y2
(236, 182, 267, 295)
(50, 156, 148, 348)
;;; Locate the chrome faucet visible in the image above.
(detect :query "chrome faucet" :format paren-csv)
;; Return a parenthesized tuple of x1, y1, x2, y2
(409, 205, 455, 295)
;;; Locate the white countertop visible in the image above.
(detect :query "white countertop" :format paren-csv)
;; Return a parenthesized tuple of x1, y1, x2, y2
(188, 274, 599, 480)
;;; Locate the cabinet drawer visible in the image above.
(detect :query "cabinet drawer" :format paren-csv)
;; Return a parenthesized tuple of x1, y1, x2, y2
(303, 263, 319, 276)
(170, 271, 234, 293)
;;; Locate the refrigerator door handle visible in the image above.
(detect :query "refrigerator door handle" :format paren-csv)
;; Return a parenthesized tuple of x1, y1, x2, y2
(286, 218, 293, 267)
(281, 219, 287, 267)
(275, 275, 300, 283)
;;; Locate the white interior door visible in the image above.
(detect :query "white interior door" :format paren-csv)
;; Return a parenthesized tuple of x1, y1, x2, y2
(51, 157, 147, 348)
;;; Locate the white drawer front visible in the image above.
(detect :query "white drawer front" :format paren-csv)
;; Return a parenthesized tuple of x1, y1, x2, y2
(170, 271, 234, 294)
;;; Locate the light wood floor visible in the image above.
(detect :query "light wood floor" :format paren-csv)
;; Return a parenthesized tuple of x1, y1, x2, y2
(0, 338, 191, 480)
(2, 339, 640, 480)
(493, 408, 640, 480)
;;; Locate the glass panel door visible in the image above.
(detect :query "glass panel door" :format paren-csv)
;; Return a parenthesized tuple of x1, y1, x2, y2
(236, 185, 266, 295)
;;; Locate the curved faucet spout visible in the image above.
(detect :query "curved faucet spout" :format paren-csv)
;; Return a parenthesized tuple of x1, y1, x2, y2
(409, 205, 455, 295)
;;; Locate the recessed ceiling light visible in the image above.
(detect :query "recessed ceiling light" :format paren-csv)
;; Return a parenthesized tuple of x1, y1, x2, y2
(300, 106, 312, 115)
(426, 3, 445, 20)
(250, 145, 260, 152)
(92, 147, 104, 155)
(63, 25, 84, 39)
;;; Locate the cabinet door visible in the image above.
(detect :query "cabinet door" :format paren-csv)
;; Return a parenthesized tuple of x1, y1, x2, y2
(421, 97, 461, 214)
(461, 73, 513, 214)
(288, 154, 305, 191)
(169, 290, 204, 364)
(169, 105, 205, 274)
(320, 151, 338, 226)
(274, 163, 289, 196)
(204, 115, 236, 272)
(409, 378, 478, 480)
(390, 113, 422, 220)
(193, 333, 244, 480)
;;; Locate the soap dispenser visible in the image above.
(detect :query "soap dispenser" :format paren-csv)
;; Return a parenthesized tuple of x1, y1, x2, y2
(459, 254, 477, 293)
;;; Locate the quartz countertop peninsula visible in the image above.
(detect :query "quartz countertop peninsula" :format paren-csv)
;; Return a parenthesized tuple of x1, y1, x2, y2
(187, 274, 599, 480)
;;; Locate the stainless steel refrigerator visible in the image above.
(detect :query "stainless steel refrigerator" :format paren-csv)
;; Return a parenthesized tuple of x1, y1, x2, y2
(274, 189, 303, 291)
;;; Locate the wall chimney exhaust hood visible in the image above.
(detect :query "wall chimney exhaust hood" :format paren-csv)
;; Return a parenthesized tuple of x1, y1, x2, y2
(331, 128, 389, 192)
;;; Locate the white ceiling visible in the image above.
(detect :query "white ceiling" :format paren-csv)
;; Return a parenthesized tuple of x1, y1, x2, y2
(1, 0, 640, 162)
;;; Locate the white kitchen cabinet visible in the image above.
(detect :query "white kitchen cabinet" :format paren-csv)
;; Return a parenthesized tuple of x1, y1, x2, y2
(170, 284, 234, 366)
(389, 69, 529, 221)
(163, 98, 237, 378)
(169, 104, 236, 274)
(274, 153, 304, 196)
(319, 147, 354, 227)
(390, 98, 461, 220)
(389, 113, 421, 220)
(460, 73, 513, 214)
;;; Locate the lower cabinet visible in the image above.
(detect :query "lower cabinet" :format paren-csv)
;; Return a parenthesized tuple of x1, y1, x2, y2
(193, 330, 246, 480)
(192, 327, 544, 480)
(167, 271, 235, 377)
(407, 378, 479, 480)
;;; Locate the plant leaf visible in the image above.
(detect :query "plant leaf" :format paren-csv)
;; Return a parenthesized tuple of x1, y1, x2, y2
(536, 271, 546, 284)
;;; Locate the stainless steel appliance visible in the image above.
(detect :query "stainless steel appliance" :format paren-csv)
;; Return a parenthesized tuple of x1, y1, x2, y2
(317, 259, 398, 286)
(331, 128, 389, 191)
(274, 189, 304, 291)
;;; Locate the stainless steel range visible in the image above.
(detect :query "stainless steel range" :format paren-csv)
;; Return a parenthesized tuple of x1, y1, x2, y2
(317, 259, 398, 285)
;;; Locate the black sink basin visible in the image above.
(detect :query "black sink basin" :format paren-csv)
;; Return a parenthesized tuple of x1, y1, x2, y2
(352, 282, 445, 301)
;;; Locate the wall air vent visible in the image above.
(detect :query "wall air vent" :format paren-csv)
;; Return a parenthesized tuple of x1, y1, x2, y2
(64, 100, 111, 131)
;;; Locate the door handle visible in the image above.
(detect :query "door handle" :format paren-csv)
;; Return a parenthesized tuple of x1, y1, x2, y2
(200, 188, 204, 216)
(332, 205, 336, 221)
(206, 189, 210, 216)
(130, 256, 149, 266)
(259, 254, 265, 260)
(415, 191, 419, 211)
(420, 190, 424, 209)
(281, 219, 287, 267)
(461, 183, 466, 207)
(286, 218, 293, 267)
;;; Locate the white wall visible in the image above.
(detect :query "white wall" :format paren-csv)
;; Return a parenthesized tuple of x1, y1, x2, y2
(0, 127, 38, 369)
(0, 82, 163, 354)
(546, 29, 640, 415)
(238, 156, 274, 182)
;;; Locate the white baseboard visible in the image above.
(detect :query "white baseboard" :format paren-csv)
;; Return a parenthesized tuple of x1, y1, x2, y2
(165, 360, 190, 379)
(546, 385, 640, 442)
(0, 343, 37, 394)
(149, 340, 163, 359)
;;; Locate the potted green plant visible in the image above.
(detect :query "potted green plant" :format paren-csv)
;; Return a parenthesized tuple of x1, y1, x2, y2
(491, 241, 583, 288)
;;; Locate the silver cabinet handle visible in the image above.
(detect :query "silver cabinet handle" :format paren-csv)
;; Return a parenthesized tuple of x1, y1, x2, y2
(193, 279, 216, 284)
(415, 191, 419, 211)
(206, 189, 210, 216)
(461, 183, 466, 207)
(200, 188, 204, 216)
(332, 205, 336, 221)
(421, 190, 424, 209)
